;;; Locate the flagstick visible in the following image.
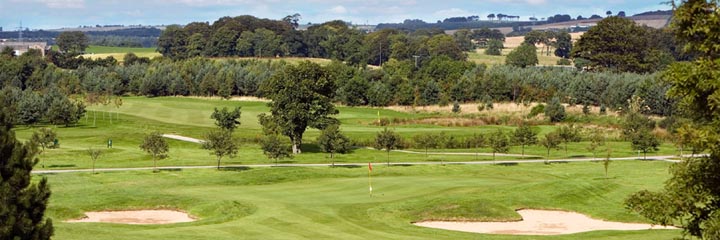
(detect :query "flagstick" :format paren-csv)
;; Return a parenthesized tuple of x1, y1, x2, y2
(368, 163, 373, 197)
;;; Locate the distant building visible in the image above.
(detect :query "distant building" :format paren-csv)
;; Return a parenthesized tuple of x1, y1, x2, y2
(0, 41, 50, 56)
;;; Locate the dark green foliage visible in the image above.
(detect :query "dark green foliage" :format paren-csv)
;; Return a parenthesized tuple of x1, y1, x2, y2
(512, 124, 538, 157)
(505, 43, 538, 68)
(316, 124, 351, 163)
(484, 39, 503, 56)
(261, 134, 292, 165)
(211, 107, 242, 131)
(366, 81, 391, 107)
(544, 97, 565, 122)
(375, 128, 402, 166)
(421, 81, 440, 106)
(56, 31, 88, 55)
(123, 53, 150, 66)
(554, 30, 572, 58)
(0, 112, 54, 239)
(157, 25, 188, 60)
(46, 96, 85, 127)
(202, 129, 239, 169)
(259, 61, 338, 154)
(528, 104, 545, 118)
(139, 131, 169, 172)
(571, 17, 673, 73)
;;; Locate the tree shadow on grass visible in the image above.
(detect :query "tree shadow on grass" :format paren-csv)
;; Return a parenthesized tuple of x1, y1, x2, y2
(549, 161, 569, 164)
(48, 164, 76, 168)
(220, 166, 252, 172)
(331, 165, 361, 169)
(495, 162, 518, 166)
(158, 168, 182, 172)
(392, 164, 414, 167)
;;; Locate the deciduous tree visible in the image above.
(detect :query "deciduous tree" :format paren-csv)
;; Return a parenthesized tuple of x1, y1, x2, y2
(317, 124, 351, 166)
(259, 61, 338, 154)
(139, 131, 169, 172)
(375, 128, 402, 166)
(202, 129, 239, 169)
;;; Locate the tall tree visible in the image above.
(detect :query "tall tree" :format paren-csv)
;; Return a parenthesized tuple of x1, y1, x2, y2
(554, 30, 572, 58)
(375, 128, 402, 166)
(0, 112, 54, 239)
(506, 43, 538, 68)
(571, 17, 671, 73)
(56, 31, 88, 55)
(259, 61, 338, 154)
(202, 129, 239, 169)
(139, 132, 169, 172)
(157, 25, 188, 60)
(316, 124, 351, 166)
(544, 96, 566, 122)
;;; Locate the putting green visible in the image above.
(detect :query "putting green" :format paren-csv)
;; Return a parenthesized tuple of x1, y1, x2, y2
(47, 161, 679, 239)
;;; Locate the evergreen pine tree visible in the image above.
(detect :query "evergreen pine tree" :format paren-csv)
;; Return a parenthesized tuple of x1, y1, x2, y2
(0, 111, 54, 239)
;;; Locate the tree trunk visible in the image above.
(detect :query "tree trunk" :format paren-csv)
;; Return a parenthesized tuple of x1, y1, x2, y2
(217, 156, 221, 170)
(493, 151, 496, 164)
(153, 156, 157, 172)
(292, 137, 302, 154)
(93, 110, 97, 127)
(521, 144, 525, 158)
(387, 150, 390, 166)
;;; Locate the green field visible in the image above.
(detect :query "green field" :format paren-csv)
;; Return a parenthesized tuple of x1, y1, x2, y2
(12, 96, 683, 239)
(15, 97, 679, 170)
(45, 161, 679, 239)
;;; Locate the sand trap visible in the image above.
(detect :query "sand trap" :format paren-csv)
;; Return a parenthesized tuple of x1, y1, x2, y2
(414, 209, 676, 235)
(67, 210, 195, 224)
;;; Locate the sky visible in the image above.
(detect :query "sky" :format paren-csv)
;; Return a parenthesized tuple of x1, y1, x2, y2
(0, 0, 670, 30)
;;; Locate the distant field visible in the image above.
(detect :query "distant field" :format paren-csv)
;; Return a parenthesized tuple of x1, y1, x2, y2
(68, 45, 162, 61)
(468, 33, 583, 66)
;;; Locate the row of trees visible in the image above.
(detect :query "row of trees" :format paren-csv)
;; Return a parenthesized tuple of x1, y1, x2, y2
(1, 49, 674, 117)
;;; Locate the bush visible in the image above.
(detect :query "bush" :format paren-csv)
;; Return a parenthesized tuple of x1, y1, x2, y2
(545, 97, 566, 122)
(485, 39, 503, 56)
(528, 104, 545, 118)
(557, 58, 571, 65)
(452, 101, 461, 113)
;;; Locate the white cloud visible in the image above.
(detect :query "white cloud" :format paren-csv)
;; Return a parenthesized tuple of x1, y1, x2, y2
(433, 8, 470, 17)
(37, 0, 85, 8)
(526, 0, 546, 5)
(329, 5, 348, 14)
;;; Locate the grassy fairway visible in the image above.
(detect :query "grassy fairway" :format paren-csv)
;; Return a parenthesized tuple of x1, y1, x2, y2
(14, 97, 680, 170)
(46, 161, 678, 239)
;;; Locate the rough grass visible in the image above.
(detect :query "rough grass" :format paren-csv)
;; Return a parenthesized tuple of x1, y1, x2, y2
(45, 161, 680, 239)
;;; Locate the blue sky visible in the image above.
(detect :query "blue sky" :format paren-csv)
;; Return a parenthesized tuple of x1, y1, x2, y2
(0, 0, 670, 30)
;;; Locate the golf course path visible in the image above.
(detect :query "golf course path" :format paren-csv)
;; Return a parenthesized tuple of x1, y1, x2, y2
(32, 155, 695, 174)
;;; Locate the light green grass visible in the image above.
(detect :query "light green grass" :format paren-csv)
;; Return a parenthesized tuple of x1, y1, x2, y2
(45, 161, 679, 239)
(14, 97, 679, 170)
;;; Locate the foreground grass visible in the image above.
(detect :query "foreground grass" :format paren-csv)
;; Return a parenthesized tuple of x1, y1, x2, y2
(46, 161, 679, 239)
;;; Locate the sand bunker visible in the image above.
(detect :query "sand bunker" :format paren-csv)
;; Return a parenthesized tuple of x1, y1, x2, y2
(67, 210, 195, 224)
(414, 209, 676, 235)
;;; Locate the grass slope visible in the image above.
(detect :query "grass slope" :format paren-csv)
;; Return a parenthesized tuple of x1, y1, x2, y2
(46, 161, 678, 239)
